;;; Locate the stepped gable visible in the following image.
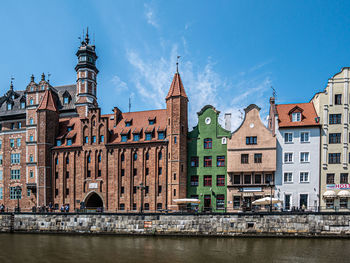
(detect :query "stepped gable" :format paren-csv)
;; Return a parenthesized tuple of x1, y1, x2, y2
(165, 72, 188, 100)
(276, 102, 319, 127)
(108, 109, 167, 144)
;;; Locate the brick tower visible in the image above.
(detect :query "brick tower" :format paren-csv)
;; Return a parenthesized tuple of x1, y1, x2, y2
(36, 88, 59, 206)
(75, 28, 99, 117)
(166, 69, 188, 210)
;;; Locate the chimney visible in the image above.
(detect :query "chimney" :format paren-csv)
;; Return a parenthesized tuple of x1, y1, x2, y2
(224, 113, 231, 131)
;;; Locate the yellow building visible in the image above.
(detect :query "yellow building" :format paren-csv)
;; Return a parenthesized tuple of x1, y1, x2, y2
(311, 67, 350, 211)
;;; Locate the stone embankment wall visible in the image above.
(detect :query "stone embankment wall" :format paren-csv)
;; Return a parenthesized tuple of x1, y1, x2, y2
(1, 212, 350, 237)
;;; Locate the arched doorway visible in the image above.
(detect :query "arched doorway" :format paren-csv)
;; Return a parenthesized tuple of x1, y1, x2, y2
(84, 192, 103, 211)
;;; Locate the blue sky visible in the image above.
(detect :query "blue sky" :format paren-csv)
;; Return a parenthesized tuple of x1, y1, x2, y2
(1, 0, 350, 129)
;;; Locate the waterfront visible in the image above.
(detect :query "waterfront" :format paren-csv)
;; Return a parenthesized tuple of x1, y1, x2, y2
(0, 234, 349, 263)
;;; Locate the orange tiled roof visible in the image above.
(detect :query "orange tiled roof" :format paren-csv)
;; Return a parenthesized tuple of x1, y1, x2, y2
(37, 88, 58, 112)
(165, 73, 187, 100)
(276, 102, 320, 127)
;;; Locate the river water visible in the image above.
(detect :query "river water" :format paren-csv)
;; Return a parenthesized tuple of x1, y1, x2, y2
(0, 234, 349, 263)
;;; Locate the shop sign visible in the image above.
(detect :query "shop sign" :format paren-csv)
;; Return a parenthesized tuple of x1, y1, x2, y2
(241, 187, 262, 192)
(89, 183, 98, 189)
(327, 184, 350, 189)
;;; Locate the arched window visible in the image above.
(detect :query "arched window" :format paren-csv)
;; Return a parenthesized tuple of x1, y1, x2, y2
(158, 152, 162, 160)
(133, 153, 137, 161)
(121, 153, 125, 161)
(87, 155, 91, 163)
(98, 154, 101, 163)
(66, 156, 69, 164)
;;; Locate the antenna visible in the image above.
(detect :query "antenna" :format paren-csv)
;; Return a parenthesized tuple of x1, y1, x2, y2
(128, 97, 131, 112)
(176, 56, 181, 73)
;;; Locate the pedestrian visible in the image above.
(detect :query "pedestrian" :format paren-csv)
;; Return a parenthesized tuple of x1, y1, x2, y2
(60, 205, 64, 213)
(0, 204, 4, 213)
(65, 204, 69, 213)
(48, 202, 53, 213)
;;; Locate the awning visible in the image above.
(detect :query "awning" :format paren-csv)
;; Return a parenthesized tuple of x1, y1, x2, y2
(323, 190, 337, 198)
(337, 190, 350, 198)
(173, 198, 200, 204)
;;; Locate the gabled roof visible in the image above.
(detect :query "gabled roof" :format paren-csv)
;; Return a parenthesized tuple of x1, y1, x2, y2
(37, 88, 58, 112)
(276, 102, 319, 128)
(165, 72, 188, 100)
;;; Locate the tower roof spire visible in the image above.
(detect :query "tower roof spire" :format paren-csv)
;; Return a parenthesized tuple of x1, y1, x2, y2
(165, 70, 188, 101)
(10, 77, 14, 91)
(85, 27, 90, 45)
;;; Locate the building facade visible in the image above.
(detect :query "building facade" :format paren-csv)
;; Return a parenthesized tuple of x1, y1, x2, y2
(0, 32, 189, 212)
(187, 105, 231, 212)
(311, 67, 350, 210)
(269, 98, 320, 211)
(227, 104, 276, 212)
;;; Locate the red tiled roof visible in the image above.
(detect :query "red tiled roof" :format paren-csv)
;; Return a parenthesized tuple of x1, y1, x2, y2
(37, 88, 58, 112)
(54, 117, 81, 148)
(165, 73, 188, 100)
(276, 102, 320, 127)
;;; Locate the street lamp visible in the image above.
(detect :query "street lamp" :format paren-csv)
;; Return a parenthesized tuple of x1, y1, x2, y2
(137, 182, 146, 213)
(268, 181, 273, 212)
(15, 186, 21, 213)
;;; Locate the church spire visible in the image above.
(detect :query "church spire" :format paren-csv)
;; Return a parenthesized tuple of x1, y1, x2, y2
(165, 69, 188, 101)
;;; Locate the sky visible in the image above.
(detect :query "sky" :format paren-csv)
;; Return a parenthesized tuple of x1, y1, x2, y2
(1, 0, 350, 130)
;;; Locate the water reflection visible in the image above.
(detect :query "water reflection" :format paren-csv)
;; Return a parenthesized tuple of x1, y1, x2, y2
(0, 234, 349, 263)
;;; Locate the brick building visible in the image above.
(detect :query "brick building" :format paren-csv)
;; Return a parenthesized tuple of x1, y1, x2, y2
(0, 32, 188, 212)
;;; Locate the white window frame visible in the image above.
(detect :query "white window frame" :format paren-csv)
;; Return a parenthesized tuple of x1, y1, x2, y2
(284, 132, 293, 143)
(284, 193, 293, 210)
(292, 112, 301, 122)
(300, 152, 310, 163)
(283, 172, 293, 183)
(300, 131, 310, 143)
(284, 152, 293, 163)
(299, 193, 309, 209)
(299, 171, 310, 183)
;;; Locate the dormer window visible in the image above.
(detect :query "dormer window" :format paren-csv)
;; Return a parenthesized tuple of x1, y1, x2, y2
(7, 103, 12, 110)
(158, 131, 165, 140)
(56, 140, 61, 146)
(30, 86, 34, 92)
(125, 121, 131, 127)
(121, 135, 128, 142)
(145, 133, 152, 141)
(67, 126, 72, 132)
(67, 139, 72, 146)
(292, 112, 301, 122)
(20, 102, 25, 109)
(133, 134, 140, 142)
(63, 97, 69, 104)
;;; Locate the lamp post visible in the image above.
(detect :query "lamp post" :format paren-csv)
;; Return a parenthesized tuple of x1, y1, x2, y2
(137, 182, 146, 214)
(15, 186, 21, 213)
(269, 181, 273, 212)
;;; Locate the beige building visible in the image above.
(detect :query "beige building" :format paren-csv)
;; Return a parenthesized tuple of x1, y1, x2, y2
(311, 67, 350, 211)
(227, 104, 276, 212)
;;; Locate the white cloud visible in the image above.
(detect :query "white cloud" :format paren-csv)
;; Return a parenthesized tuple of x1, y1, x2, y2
(111, 75, 128, 92)
(124, 44, 272, 131)
(144, 3, 159, 28)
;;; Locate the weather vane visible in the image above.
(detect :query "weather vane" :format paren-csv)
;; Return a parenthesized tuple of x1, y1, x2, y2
(271, 86, 276, 98)
(176, 56, 181, 73)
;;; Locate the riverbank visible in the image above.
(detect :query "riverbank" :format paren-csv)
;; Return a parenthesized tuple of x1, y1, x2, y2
(1, 212, 350, 237)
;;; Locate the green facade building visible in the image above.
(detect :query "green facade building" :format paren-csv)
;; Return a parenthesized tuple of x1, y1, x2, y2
(187, 105, 231, 212)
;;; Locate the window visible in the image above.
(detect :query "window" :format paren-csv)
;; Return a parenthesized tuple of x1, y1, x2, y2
(30, 170, 34, 178)
(0, 187, 2, 200)
(204, 156, 212, 167)
(284, 172, 293, 183)
(300, 132, 310, 143)
(84, 136, 88, 144)
(30, 98, 34, 105)
(55, 158, 58, 165)
(120, 186, 124, 194)
(217, 175, 225, 186)
(335, 94, 342, 105)
(11, 153, 20, 164)
(133, 153, 137, 161)
(284, 132, 293, 143)
(11, 123, 14, 130)
(121, 135, 127, 142)
(284, 194, 291, 210)
(299, 194, 308, 209)
(0, 154, 2, 165)
(300, 172, 309, 182)
(204, 138, 212, 149)
(10, 139, 14, 148)
(87, 156, 91, 163)
(20, 102, 25, 109)
(133, 203, 137, 210)
(145, 133, 152, 141)
(92, 136, 96, 143)
(204, 175, 212, 186)
(133, 134, 140, 141)
(17, 122, 21, 129)
(216, 195, 225, 210)
(265, 174, 273, 184)
(233, 174, 240, 184)
(145, 168, 148, 176)
(63, 96, 69, 104)
(329, 133, 341, 144)
(87, 170, 91, 177)
(233, 196, 241, 209)
(66, 171, 69, 179)
(158, 167, 162, 175)
(158, 132, 165, 140)
(217, 156, 225, 167)
(66, 157, 69, 164)
(17, 138, 21, 147)
(133, 168, 137, 176)
(329, 153, 341, 164)
(190, 157, 199, 167)
(125, 121, 131, 127)
(340, 173, 348, 184)
(246, 136, 257, 145)
(158, 152, 162, 160)
(145, 152, 149, 160)
(7, 103, 12, 110)
(10, 187, 21, 200)
(121, 153, 125, 161)
(98, 155, 101, 163)
(292, 112, 301, 122)
(144, 203, 150, 211)
(340, 198, 348, 209)
(244, 174, 251, 184)
(329, 114, 341, 124)
(0, 170, 3, 180)
(149, 119, 155, 125)
(241, 154, 249, 164)
(100, 135, 104, 143)
(254, 153, 262, 163)
(121, 169, 125, 177)
(56, 140, 61, 146)
(254, 174, 261, 184)
(145, 186, 149, 194)
(158, 185, 162, 194)
(119, 204, 125, 211)
(300, 152, 309, 163)
(190, 176, 199, 186)
(284, 153, 293, 163)
(174, 136, 177, 144)
(326, 199, 334, 209)
(10, 169, 20, 180)
(29, 154, 33, 162)
(157, 203, 162, 210)
(29, 118, 34, 125)
(67, 139, 72, 146)
(173, 173, 176, 180)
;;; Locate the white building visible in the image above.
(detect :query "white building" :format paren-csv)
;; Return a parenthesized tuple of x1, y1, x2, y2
(269, 98, 320, 211)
